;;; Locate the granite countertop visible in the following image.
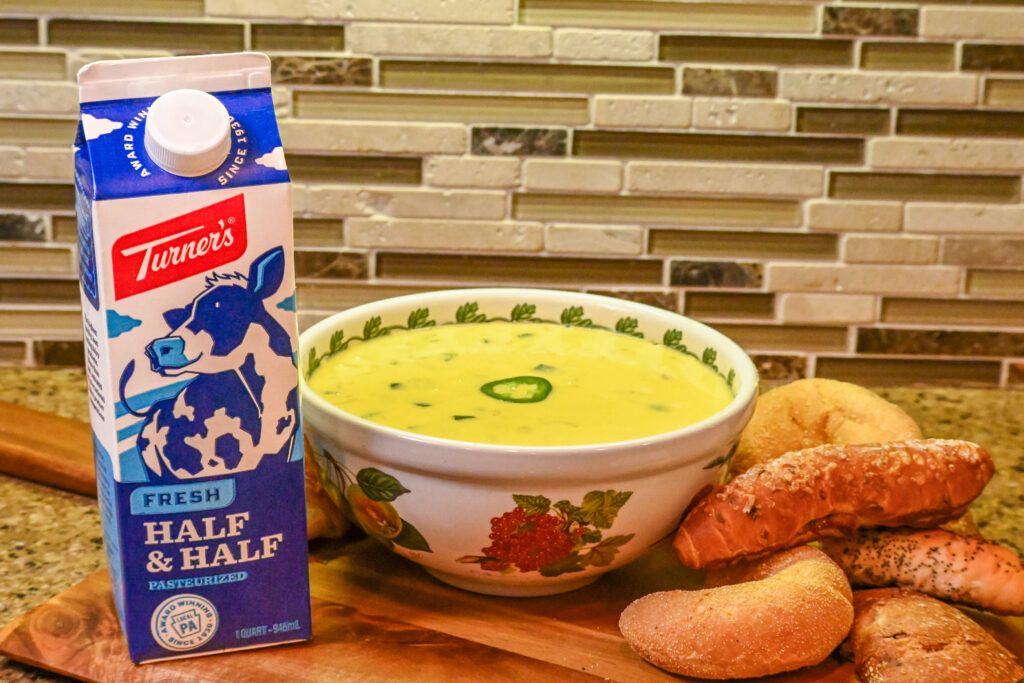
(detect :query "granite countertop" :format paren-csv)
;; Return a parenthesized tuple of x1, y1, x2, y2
(0, 367, 1021, 682)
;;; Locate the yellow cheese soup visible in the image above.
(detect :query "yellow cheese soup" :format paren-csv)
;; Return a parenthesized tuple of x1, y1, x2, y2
(307, 322, 733, 446)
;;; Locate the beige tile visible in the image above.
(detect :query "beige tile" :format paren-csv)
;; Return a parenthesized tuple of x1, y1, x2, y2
(545, 223, 643, 255)
(309, 0, 516, 23)
(23, 147, 74, 181)
(905, 203, 1024, 235)
(347, 24, 551, 58)
(346, 218, 543, 252)
(523, 159, 622, 193)
(942, 236, 1024, 268)
(807, 199, 902, 232)
(815, 356, 1001, 387)
(307, 186, 508, 220)
(0, 146, 23, 178)
(628, 161, 823, 198)
(844, 234, 939, 265)
(0, 308, 82, 334)
(780, 70, 977, 105)
(593, 96, 691, 129)
(779, 293, 875, 324)
(921, 6, 1024, 40)
(692, 98, 791, 132)
(650, 228, 836, 260)
(553, 28, 655, 61)
(0, 81, 78, 115)
(206, 0, 306, 18)
(519, 0, 817, 33)
(426, 157, 521, 188)
(514, 192, 801, 227)
(767, 263, 961, 296)
(869, 138, 1024, 171)
(280, 120, 466, 155)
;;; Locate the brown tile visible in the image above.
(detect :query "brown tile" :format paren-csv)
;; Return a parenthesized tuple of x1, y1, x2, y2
(8, 0, 203, 15)
(858, 327, 1024, 358)
(0, 183, 74, 211)
(575, 130, 863, 164)
(670, 261, 763, 288)
(713, 323, 849, 352)
(0, 308, 81, 333)
(48, 19, 244, 52)
(751, 354, 807, 383)
(287, 155, 421, 185)
(294, 250, 369, 279)
(815, 356, 1001, 387)
(829, 172, 1019, 203)
(472, 128, 567, 156)
(0, 213, 45, 241)
(586, 289, 679, 312)
(660, 36, 852, 67)
(0, 278, 78, 304)
(897, 109, 1024, 138)
(270, 56, 371, 86)
(50, 215, 76, 243)
(0, 19, 38, 45)
(963, 44, 1024, 72)
(0, 118, 78, 146)
(297, 282, 436, 312)
(0, 51, 66, 80)
(882, 297, 1024, 327)
(823, 6, 917, 36)
(796, 107, 889, 135)
(252, 24, 344, 52)
(380, 60, 676, 95)
(984, 79, 1024, 107)
(942, 237, 1024, 267)
(1009, 361, 1024, 388)
(966, 269, 1024, 299)
(0, 340, 26, 365)
(294, 91, 590, 125)
(651, 229, 836, 260)
(520, 0, 817, 33)
(682, 68, 776, 98)
(513, 193, 801, 227)
(293, 218, 345, 247)
(861, 42, 954, 71)
(684, 291, 775, 319)
(376, 252, 665, 285)
(33, 340, 84, 367)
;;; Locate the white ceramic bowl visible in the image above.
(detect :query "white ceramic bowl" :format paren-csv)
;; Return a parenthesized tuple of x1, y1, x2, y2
(299, 288, 758, 597)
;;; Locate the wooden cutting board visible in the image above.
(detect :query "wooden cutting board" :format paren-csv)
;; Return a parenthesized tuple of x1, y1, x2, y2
(2, 535, 1023, 683)
(0, 400, 95, 496)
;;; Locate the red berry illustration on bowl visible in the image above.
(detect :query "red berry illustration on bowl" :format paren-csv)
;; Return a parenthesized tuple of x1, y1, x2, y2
(459, 491, 634, 577)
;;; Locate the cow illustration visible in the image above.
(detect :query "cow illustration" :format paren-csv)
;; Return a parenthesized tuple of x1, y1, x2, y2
(119, 247, 298, 480)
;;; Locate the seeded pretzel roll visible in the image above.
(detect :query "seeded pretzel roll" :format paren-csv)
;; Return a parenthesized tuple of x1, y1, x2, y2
(847, 588, 1024, 683)
(675, 439, 994, 570)
(823, 528, 1024, 616)
(729, 378, 921, 478)
(620, 546, 853, 679)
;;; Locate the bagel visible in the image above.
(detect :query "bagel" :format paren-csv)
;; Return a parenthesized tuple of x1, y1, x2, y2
(619, 546, 853, 679)
(729, 378, 921, 477)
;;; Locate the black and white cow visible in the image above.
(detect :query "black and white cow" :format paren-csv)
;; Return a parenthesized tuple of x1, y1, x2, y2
(121, 247, 298, 480)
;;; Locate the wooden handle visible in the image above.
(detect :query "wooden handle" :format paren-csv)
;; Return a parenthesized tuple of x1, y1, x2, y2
(0, 400, 95, 497)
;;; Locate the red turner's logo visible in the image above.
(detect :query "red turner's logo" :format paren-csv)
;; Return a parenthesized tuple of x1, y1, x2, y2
(113, 194, 247, 300)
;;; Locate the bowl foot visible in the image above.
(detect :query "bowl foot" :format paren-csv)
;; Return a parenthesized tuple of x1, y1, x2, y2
(424, 567, 601, 597)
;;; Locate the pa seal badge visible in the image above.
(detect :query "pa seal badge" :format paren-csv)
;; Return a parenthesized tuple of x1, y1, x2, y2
(151, 594, 219, 651)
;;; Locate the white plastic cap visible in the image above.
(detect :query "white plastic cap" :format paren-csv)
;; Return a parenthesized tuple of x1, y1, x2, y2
(143, 89, 231, 177)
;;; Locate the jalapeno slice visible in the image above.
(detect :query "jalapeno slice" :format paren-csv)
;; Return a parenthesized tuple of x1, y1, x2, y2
(480, 375, 552, 403)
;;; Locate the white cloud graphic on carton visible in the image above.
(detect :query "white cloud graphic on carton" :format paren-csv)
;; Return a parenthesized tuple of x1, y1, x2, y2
(255, 146, 287, 171)
(82, 114, 122, 140)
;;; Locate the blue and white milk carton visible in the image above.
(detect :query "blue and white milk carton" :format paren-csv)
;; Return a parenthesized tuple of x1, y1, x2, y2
(74, 53, 311, 663)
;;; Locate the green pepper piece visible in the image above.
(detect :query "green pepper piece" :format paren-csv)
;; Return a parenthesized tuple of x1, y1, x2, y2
(480, 375, 552, 403)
